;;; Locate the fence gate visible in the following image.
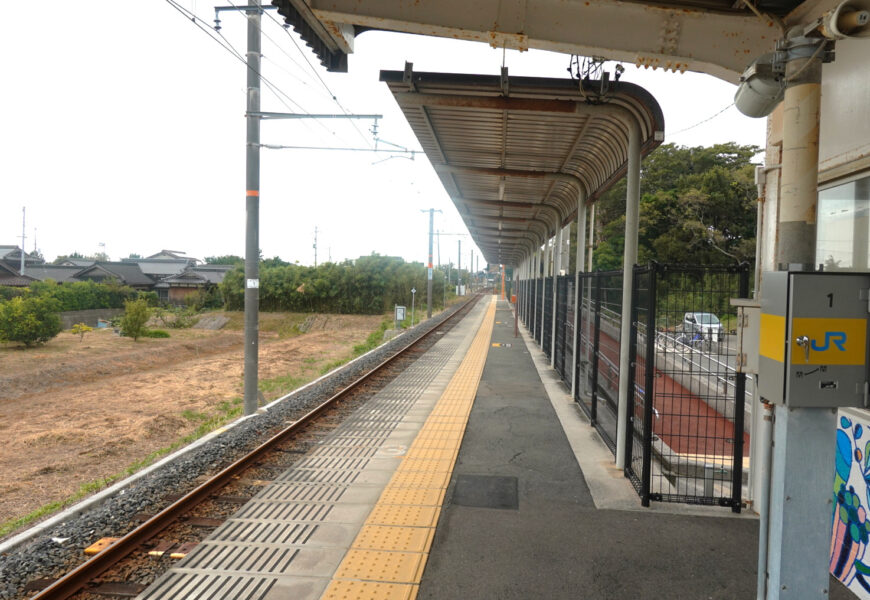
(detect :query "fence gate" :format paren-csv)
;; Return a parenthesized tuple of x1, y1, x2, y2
(624, 263, 750, 512)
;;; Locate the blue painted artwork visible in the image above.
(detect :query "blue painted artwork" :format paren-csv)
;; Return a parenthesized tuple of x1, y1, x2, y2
(832, 414, 870, 598)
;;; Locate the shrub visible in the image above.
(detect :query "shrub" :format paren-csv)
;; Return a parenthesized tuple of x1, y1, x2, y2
(0, 296, 62, 347)
(153, 306, 199, 329)
(121, 298, 151, 341)
(71, 322, 93, 342)
(142, 329, 170, 338)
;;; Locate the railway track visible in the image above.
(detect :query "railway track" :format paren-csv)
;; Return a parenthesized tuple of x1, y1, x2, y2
(20, 295, 482, 600)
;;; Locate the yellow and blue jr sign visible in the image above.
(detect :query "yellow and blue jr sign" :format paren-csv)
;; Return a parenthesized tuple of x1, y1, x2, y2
(790, 318, 867, 365)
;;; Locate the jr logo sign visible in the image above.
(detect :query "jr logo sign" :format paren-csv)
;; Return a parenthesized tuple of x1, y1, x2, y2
(792, 318, 866, 366)
(811, 332, 847, 353)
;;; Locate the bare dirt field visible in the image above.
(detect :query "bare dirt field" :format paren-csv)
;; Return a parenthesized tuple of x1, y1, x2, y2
(0, 312, 383, 535)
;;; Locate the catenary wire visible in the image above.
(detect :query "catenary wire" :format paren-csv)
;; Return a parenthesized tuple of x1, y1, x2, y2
(165, 0, 342, 141)
(260, 5, 373, 147)
(219, 0, 365, 145)
(668, 102, 735, 137)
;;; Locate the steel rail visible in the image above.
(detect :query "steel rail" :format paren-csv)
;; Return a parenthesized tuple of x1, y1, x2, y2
(30, 294, 482, 600)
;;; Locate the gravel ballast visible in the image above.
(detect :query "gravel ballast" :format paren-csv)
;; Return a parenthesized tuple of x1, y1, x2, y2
(0, 301, 471, 599)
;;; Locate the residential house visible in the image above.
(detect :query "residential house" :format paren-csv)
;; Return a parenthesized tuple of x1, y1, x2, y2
(0, 261, 35, 287)
(20, 265, 84, 284)
(152, 264, 233, 304)
(0, 245, 44, 274)
(146, 250, 200, 264)
(0, 245, 231, 303)
(55, 258, 95, 268)
(73, 262, 155, 291)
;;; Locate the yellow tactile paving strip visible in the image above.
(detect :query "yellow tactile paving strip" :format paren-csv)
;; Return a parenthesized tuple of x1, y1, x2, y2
(322, 297, 497, 600)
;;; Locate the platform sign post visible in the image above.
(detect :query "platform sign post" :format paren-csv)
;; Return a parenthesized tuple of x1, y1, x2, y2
(395, 305, 406, 330)
(411, 288, 417, 327)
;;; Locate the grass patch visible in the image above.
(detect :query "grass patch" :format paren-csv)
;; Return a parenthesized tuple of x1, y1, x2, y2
(320, 317, 392, 375)
(181, 409, 209, 422)
(258, 373, 307, 396)
(219, 311, 308, 338)
(0, 396, 247, 539)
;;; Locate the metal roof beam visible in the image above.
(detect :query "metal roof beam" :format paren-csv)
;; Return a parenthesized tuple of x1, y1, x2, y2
(307, 0, 778, 81)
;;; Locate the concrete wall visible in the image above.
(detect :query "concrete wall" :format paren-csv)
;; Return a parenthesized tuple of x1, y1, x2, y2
(819, 39, 870, 183)
(59, 308, 124, 330)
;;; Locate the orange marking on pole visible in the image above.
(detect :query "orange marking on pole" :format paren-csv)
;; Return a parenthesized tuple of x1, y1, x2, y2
(246, 190, 259, 197)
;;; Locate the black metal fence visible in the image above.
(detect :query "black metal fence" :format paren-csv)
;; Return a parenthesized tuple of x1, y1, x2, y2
(553, 275, 573, 384)
(573, 271, 624, 454)
(516, 262, 750, 512)
(543, 279, 554, 358)
(625, 263, 750, 512)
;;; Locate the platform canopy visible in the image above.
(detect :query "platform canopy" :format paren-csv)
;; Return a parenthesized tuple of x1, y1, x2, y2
(380, 67, 664, 267)
(271, 0, 829, 82)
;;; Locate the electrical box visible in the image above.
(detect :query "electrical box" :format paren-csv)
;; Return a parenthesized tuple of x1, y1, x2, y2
(759, 272, 870, 408)
(730, 298, 760, 375)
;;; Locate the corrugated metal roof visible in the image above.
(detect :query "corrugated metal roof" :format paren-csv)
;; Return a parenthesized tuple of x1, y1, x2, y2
(381, 69, 664, 266)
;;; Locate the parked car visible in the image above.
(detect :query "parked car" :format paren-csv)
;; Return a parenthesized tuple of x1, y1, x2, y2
(683, 312, 723, 343)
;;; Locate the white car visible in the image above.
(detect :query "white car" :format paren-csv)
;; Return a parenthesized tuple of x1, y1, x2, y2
(683, 312, 723, 343)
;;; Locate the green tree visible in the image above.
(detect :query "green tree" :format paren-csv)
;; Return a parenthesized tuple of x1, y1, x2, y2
(121, 298, 151, 341)
(0, 296, 62, 347)
(205, 255, 244, 266)
(71, 322, 93, 342)
(51, 251, 86, 265)
(592, 142, 760, 270)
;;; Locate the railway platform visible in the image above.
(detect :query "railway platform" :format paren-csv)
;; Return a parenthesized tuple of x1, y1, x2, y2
(136, 296, 850, 599)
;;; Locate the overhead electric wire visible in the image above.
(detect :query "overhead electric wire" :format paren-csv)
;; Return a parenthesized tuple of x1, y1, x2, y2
(260, 6, 373, 148)
(165, 0, 341, 141)
(668, 102, 735, 137)
(217, 0, 370, 147)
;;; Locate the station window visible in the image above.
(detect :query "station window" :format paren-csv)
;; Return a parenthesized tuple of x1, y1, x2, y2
(816, 174, 870, 271)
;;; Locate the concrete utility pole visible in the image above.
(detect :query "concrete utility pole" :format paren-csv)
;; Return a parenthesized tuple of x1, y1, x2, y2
(313, 226, 318, 267)
(469, 249, 473, 292)
(243, 4, 262, 417)
(421, 208, 441, 318)
(458, 240, 462, 295)
(216, 2, 379, 418)
(19, 207, 26, 275)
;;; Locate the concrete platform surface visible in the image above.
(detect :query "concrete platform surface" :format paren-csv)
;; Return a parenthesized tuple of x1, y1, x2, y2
(419, 299, 852, 600)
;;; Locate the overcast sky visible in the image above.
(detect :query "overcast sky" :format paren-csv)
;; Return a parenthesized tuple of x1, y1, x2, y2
(0, 2, 766, 267)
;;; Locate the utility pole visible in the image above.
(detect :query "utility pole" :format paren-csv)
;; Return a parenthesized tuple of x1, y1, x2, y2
(469, 249, 473, 293)
(19, 207, 26, 275)
(215, 2, 378, 418)
(458, 240, 462, 295)
(313, 226, 318, 267)
(243, 3, 262, 417)
(421, 208, 441, 318)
